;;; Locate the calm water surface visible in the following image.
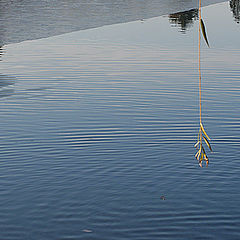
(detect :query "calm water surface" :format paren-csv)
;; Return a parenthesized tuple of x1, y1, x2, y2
(0, 0, 226, 45)
(0, 1, 240, 239)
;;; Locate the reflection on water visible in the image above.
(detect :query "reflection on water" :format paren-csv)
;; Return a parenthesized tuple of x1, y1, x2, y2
(169, 9, 198, 32)
(0, 0, 226, 45)
(0, 46, 15, 97)
(0, 1, 240, 240)
(169, 0, 240, 32)
(230, 0, 240, 23)
(0, 46, 3, 58)
(0, 0, 238, 45)
(0, 75, 14, 88)
(0, 74, 15, 98)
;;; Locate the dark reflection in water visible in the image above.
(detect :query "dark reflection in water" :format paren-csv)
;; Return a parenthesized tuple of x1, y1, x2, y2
(230, 0, 240, 23)
(0, 88, 14, 98)
(0, 46, 16, 98)
(0, 74, 15, 98)
(0, 46, 3, 59)
(0, 74, 14, 88)
(169, 0, 240, 32)
(0, 48, 15, 97)
(169, 9, 198, 32)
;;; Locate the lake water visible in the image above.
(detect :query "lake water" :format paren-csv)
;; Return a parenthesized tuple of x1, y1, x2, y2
(0, 1, 240, 239)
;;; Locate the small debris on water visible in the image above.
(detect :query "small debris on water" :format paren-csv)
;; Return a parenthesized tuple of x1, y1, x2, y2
(83, 229, 92, 233)
(160, 196, 166, 200)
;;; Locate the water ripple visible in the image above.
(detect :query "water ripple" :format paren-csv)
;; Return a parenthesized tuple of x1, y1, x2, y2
(0, 3, 240, 239)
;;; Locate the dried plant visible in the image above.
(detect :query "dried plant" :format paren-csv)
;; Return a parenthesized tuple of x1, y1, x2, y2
(195, 123, 212, 167)
(195, 0, 212, 167)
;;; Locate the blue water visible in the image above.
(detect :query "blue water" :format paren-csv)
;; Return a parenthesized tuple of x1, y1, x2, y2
(0, 1, 240, 239)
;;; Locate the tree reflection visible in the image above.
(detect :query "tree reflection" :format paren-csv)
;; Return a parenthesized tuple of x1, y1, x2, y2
(169, 9, 198, 33)
(230, 0, 240, 23)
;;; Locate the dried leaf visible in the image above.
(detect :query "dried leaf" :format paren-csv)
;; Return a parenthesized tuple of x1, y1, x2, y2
(206, 160, 209, 167)
(200, 122, 211, 140)
(194, 141, 200, 148)
(203, 135, 212, 151)
(195, 149, 201, 159)
(201, 145, 206, 154)
(200, 19, 210, 47)
(197, 130, 200, 142)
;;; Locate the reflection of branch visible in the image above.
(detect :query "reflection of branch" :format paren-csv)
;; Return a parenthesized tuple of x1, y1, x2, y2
(195, 0, 212, 167)
(230, 0, 240, 23)
(169, 9, 198, 32)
